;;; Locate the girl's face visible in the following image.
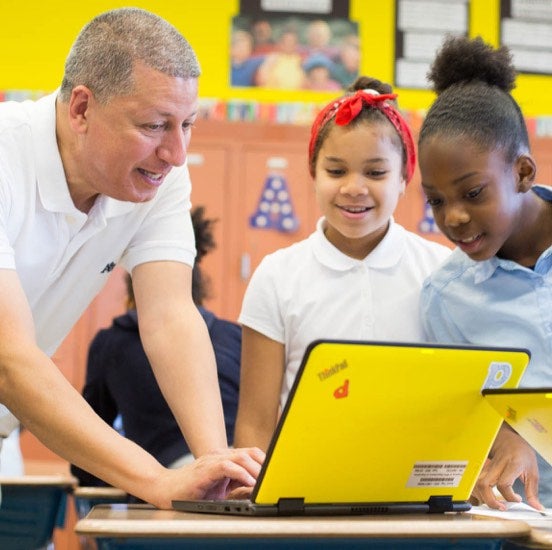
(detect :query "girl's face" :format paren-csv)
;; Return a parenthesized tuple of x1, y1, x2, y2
(419, 136, 534, 262)
(314, 121, 405, 259)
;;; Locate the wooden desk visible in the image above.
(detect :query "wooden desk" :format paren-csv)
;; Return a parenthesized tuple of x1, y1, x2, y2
(0, 473, 76, 486)
(75, 504, 533, 549)
(73, 486, 128, 500)
(73, 486, 130, 518)
(521, 523, 552, 548)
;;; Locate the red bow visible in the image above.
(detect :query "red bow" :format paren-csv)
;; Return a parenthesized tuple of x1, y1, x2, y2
(335, 92, 398, 125)
(308, 90, 416, 183)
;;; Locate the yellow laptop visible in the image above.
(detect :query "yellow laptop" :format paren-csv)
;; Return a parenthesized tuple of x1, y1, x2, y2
(482, 387, 552, 466)
(173, 339, 530, 516)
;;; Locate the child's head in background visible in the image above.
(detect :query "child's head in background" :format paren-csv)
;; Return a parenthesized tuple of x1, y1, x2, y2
(418, 35, 549, 266)
(308, 76, 416, 259)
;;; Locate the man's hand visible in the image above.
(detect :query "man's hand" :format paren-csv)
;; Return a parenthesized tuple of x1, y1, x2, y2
(472, 424, 542, 510)
(150, 447, 265, 509)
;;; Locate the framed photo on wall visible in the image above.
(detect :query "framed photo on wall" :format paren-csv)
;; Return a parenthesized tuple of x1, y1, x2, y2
(230, 0, 360, 91)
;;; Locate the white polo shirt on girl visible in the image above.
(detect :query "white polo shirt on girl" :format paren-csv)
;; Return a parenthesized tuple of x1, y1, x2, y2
(239, 217, 451, 407)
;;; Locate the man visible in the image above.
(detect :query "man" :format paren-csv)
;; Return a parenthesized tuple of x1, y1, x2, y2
(0, 7, 262, 509)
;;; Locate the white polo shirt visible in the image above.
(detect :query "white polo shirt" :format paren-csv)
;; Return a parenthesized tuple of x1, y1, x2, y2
(239, 218, 451, 407)
(0, 92, 196, 357)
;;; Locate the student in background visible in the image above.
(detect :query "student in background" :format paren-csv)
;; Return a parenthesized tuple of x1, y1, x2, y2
(302, 54, 341, 91)
(331, 34, 360, 89)
(255, 27, 306, 89)
(250, 18, 276, 56)
(418, 35, 550, 510)
(71, 207, 241, 486)
(301, 19, 339, 60)
(0, 7, 262, 508)
(234, 76, 451, 453)
(230, 30, 265, 87)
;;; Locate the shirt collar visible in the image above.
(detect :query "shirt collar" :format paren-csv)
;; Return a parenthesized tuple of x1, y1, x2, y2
(33, 91, 135, 218)
(311, 216, 405, 271)
(472, 254, 552, 283)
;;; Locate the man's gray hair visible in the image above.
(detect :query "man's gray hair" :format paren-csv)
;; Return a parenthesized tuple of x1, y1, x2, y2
(59, 7, 201, 103)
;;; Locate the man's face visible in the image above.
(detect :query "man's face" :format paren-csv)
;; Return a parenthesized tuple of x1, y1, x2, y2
(70, 62, 199, 208)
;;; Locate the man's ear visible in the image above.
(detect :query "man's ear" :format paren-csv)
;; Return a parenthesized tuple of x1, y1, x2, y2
(67, 86, 93, 133)
(516, 154, 537, 192)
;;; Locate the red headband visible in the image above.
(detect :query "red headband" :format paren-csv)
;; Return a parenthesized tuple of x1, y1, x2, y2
(308, 89, 416, 183)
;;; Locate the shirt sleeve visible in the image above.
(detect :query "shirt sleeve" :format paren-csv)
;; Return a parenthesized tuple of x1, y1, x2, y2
(0, 164, 16, 270)
(119, 164, 195, 272)
(238, 255, 285, 344)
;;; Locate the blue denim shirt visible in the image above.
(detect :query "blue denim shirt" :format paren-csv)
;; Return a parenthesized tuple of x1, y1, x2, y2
(421, 184, 552, 506)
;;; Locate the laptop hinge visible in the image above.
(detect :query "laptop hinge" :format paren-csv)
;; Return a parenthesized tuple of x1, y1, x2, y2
(427, 495, 454, 513)
(277, 497, 305, 515)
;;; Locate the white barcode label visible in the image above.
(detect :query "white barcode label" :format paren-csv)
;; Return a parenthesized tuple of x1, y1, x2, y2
(406, 461, 467, 488)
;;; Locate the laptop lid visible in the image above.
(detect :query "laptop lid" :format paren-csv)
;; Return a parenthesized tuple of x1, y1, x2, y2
(253, 340, 529, 506)
(174, 339, 530, 515)
(482, 387, 552, 466)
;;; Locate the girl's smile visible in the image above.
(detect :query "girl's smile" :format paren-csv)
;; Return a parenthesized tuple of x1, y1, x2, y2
(314, 122, 405, 259)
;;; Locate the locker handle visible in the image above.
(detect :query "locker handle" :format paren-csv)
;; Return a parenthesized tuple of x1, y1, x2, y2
(240, 253, 251, 280)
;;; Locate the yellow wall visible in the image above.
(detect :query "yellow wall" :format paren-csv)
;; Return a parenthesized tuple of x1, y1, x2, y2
(1, 0, 551, 115)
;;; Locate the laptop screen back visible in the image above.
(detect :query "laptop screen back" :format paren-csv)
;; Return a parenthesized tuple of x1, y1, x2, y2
(483, 388, 552, 467)
(253, 340, 530, 505)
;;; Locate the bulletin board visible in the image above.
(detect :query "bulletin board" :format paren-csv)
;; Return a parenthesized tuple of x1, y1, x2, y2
(499, 0, 552, 75)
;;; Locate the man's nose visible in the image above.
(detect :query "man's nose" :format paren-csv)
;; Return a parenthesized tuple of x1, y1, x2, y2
(157, 129, 188, 167)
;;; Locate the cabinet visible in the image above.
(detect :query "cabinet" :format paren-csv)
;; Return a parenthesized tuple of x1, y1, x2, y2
(187, 121, 321, 321)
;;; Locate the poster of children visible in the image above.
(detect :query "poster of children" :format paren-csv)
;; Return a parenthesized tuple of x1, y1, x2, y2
(230, 15, 360, 91)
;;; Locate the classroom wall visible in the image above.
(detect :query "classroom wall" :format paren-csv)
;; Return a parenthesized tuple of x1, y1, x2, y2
(2, 0, 552, 115)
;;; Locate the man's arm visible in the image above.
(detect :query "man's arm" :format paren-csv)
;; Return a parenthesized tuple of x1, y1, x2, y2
(131, 261, 227, 456)
(0, 268, 263, 508)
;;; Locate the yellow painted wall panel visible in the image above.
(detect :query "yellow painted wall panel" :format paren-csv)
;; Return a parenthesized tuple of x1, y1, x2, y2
(1, 0, 551, 115)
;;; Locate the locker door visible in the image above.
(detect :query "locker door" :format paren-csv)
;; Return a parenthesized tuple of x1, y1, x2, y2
(236, 144, 320, 319)
(187, 146, 233, 318)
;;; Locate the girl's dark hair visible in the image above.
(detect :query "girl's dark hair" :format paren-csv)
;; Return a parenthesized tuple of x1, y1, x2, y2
(126, 206, 216, 309)
(309, 76, 403, 176)
(191, 206, 216, 306)
(419, 35, 529, 162)
(348, 76, 393, 96)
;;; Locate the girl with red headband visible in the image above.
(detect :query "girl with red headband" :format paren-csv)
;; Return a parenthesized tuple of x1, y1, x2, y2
(234, 76, 451, 451)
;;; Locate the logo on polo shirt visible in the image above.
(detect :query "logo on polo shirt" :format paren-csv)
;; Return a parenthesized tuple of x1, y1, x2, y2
(101, 262, 116, 273)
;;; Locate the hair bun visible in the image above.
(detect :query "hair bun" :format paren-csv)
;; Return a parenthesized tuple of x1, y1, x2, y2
(427, 35, 516, 94)
(349, 76, 392, 95)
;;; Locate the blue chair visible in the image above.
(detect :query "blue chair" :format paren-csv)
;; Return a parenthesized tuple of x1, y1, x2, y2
(0, 475, 75, 550)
